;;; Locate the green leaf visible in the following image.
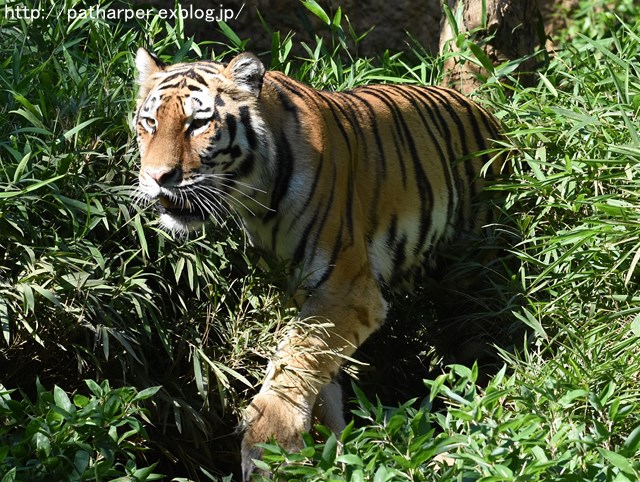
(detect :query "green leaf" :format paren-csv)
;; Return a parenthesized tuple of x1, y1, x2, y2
(597, 448, 635, 476)
(217, 21, 243, 48)
(558, 389, 589, 408)
(332, 7, 342, 28)
(513, 307, 548, 340)
(133, 214, 149, 259)
(622, 424, 640, 456)
(468, 42, 495, 74)
(538, 72, 558, 97)
(73, 450, 91, 478)
(320, 433, 338, 469)
(1, 468, 16, 482)
(54, 385, 74, 413)
(0, 296, 10, 346)
(132, 462, 160, 479)
(85, 379, 103, 397)
(196, 349, 253, 388)
(0, 175, 66, 199)
(350, 470, 365, 482)
(549, 106, 599, 125)
(302, 0, 330, 25)
(73, 394, 90, 408)
(62, 117, 101, 142)
(335, 453, 363, 466)
(31, 285, 63, 309)
(12, 151, 31, 183)
(132, 386, 161, 402)
(34, 432, 51, 457)
(19, 283, 35, 313)
(252, 459, 271, 472)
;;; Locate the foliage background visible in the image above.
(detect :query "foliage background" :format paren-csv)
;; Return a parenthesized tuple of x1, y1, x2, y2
(1, 0, 640, 481)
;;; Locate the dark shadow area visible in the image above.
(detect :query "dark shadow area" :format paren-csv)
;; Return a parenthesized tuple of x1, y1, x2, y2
(344, 216, 525, 412)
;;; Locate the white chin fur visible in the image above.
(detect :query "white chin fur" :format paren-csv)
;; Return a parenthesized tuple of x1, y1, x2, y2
(159, 213, 204, 233)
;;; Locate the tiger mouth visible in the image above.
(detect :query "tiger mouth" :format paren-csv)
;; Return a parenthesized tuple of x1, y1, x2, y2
(156, 194, 205, 220)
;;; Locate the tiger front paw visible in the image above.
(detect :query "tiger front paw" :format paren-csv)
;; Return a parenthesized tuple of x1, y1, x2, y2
(241, 391, 312, 481)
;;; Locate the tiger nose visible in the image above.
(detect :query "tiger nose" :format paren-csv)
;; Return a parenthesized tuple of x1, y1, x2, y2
(144, 167, 179, 186)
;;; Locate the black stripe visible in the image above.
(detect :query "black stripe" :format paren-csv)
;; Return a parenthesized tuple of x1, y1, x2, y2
(239, 106, 257, 149)
(157, 81, 183, 90)
(411, 87, 467, 232)
(411, 88, 456, 160)
(446, 88, 500, 177)
(321, 93, 358, 242)
(391, 86, 457, 251)
(356, 88, 408, 188)
(310, 217, 344, 290)
(158, 71, 187, 84)
(288, 154, 325, 232)
(427, 88, 477, 231)
(347, 90, 387, 177)
(270, 219, 281, 251)
(185, 69, 207, 84)
(268, 73, 310, 100)
(266, 77, 302, 123)
(235, 152, 255, 178)
(317, 92, 353, 155)
(386, 214, 399, 251)
(264, 132, 293, 220)
(292, 205, 322, 266)
(305, 167, 338, 270)
(369, 86, 434, 253)
(393, 234, 408, 274)
(226, 113, 237, 144)
(436, 90, 489, 202)
(194, 63, 223, 75)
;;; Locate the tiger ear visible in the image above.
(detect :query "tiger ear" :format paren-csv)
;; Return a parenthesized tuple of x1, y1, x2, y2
(135, 47, 165, 84)
(226, 52, 265, 97)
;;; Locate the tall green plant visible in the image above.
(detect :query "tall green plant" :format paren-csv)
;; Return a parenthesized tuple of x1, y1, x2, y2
(0, 0, 283, 478)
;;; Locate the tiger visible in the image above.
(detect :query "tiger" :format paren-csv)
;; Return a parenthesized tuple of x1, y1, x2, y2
(132, 47, 503, 480)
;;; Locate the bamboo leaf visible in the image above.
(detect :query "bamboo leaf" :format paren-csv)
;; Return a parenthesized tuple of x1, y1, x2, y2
(302, 0, 330, 25)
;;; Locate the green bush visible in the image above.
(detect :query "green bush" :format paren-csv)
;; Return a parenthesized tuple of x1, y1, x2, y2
(259, 362, 640, 481)
(0, 380, 160, 481)
(0, 0, 280, 477)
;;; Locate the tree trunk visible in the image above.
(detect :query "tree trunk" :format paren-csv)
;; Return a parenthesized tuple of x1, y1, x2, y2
(439, 0, 542, 93)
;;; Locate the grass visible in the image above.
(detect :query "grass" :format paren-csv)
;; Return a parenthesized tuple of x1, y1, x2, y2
(1, 0, 640, 480)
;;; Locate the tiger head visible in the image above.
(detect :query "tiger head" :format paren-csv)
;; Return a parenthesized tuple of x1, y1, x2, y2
(133, 47, 272, 232)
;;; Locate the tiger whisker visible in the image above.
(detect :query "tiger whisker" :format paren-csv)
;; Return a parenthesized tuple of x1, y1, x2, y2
(190, 181, 259, 218)
(189, 186, 231, 222)
(206, 173, 269, 195)
(217, 181, 274, 214)
(186, 185, 245, 232)
(211, 185, 262, 218)
(198, 173, 272, 211)
(197, 189, 246, 229)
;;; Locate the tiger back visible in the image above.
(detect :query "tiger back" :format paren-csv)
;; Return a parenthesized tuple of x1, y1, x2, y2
(133, 48, 502, 480)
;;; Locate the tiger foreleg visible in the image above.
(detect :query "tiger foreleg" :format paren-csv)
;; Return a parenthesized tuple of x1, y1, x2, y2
(240, 378, 345, 480)
(241, 275, 386, 480)
(240, 322, 338, 480)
